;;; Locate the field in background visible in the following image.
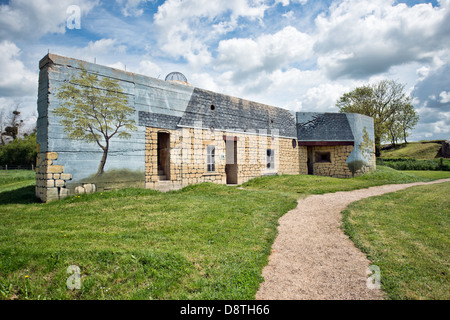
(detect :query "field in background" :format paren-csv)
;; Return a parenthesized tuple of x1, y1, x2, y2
(380, 140, 444, 159)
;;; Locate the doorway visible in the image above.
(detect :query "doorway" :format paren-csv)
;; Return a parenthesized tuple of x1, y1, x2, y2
(307, 146, 314, 175)
(225, 138, 238, 184)
(157, 132, 170, 180)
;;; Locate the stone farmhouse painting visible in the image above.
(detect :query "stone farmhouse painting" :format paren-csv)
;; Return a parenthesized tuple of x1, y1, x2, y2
(35, 54, 375, 202)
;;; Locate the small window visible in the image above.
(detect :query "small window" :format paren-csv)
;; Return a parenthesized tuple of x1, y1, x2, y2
(267, 149, 275, 169)
(315, 152, 331, 163)
(292, 139, 297, 149)
(207, 145, 216, 172)
(210, 105, 215, 111)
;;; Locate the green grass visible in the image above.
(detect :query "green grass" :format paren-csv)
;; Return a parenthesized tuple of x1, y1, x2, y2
(342, 182, 450, 300)
(0, 170, 35, 193)
(1, 167, 449, 300)
(381, 141, 443, 159)
(0, 182, 298, 300)
(240, 166, 450, 197)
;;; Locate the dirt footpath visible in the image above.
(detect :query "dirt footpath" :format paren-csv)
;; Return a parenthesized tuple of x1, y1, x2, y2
(255, 179, 450, 300)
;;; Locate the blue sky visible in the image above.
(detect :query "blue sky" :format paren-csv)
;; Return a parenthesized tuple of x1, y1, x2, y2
(0, 0, 449, 141)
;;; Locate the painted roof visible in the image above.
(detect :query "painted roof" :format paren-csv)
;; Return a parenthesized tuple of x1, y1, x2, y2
(297, 112, 355, 142)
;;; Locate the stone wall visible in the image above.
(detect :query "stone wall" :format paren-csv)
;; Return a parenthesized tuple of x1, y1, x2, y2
(298, 146, 308, 175)
(309, 145, 376, 178)
(35, 150, 73, 202)
(311, 145, 354, 178)
(144, 126, 300, 191)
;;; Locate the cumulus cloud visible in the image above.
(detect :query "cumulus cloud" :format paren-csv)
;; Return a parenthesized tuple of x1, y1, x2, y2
(153, 0, 269, 67)
(314, 0, 450, 79)
(409, 60, 450, 140)
(412, 61, 450, 112)
(276, 0, 308, 6)
(79, 39, 127, 58)
(137, 60, 163, 78)
(216, 26, 313, 82)
(439, 91, 450, 103)
(0, 41, 37, 98)
(0, 0, 98, 41)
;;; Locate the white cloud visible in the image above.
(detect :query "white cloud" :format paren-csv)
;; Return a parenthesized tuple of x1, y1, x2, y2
(314, 0, 450, 79)
(137, 60, 163, 78)
(216, 26, 313, 81)
(439, 91, 450, 103)
(0, 0, 98, 40)
(153, 0, 269, 66)
(0, 41, 37, 98)
(116, 0, 153, 17)
(81, 39, 127, 57)
(276, 0, 308, 6)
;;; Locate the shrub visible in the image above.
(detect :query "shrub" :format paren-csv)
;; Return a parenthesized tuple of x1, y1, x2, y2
(378, 158, 450, 171)
(0, 134, 37, 166)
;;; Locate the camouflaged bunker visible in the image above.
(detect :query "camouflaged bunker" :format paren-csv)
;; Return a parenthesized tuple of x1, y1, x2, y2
(36, 54, 376, 202)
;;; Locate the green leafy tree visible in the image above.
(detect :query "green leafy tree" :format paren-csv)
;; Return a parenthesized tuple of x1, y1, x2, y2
(397, 103, 419, 144)
(337, 80, 417, 156)
(0, 133, 37, 166)
(54, 68, 137, 176)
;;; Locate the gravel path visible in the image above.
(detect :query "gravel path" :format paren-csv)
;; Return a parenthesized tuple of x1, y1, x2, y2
(255, 179, 450, 300)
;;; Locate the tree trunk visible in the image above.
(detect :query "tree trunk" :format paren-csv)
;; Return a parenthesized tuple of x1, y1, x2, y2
(96, 140, 109, 176)
(375, 136, 381, 158)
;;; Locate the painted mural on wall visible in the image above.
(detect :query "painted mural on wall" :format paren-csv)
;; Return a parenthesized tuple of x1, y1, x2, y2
(52, 67, 143, 191)
(54, 67, 137, 176)
(345, 113, 376, 176)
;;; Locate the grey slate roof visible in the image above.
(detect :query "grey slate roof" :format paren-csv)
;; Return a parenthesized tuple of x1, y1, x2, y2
(178, 88, 297, 138)
(297, 112, 354, 141)
(138, 111, 181, 130)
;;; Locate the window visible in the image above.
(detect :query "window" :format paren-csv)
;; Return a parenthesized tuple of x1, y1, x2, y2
(315, 152, 331, 163)
(267, 149, 275, 169)
(207, 145, 216, 172)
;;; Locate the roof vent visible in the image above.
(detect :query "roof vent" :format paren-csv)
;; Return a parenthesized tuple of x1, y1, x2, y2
(165, 72, 191, 86)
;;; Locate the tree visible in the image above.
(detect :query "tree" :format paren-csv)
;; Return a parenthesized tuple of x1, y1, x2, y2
(53, 68, 137, 176)
(1, 106, 24, 143)
(0, 110, 6, 146)
(337, 80, 417, 156)
(396, 103, 419, 144)
(0, 133, 37, 166)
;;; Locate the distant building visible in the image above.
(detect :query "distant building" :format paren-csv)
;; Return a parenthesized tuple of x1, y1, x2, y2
(35, 54, 375, 202)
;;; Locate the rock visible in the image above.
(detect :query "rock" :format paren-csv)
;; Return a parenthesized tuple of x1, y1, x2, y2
(74, 186, 85, 194)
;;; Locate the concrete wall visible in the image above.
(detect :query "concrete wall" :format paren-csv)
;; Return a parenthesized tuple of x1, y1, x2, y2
(36, 54, 194, 201)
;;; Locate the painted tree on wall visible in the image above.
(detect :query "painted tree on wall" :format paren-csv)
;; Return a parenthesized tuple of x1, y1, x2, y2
(53, 67, 137, 176)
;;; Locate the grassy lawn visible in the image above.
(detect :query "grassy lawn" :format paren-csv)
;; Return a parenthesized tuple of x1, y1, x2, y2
(342, 182, 450, 300)
(0, 167, 449, 300)
(241, 166, 450, 197)
(381, 141, 442, 159)
(0, 171, 300, 300)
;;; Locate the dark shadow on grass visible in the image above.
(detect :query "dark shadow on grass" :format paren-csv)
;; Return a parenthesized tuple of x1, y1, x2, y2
(0, 185, 40, 205)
